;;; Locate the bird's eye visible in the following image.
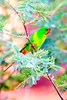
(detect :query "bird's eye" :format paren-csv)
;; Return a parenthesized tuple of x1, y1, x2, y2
(46, 29, 48, 31)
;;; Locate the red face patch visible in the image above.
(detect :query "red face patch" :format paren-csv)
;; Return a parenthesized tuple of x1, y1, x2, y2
(46, 28, 51, 35)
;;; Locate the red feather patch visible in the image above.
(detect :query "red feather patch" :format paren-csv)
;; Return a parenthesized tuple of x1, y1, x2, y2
(46, 28, 51, 35)
(22, 50, 28, 54)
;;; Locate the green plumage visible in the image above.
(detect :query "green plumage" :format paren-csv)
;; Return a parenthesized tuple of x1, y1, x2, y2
(20, 26, 50, 54)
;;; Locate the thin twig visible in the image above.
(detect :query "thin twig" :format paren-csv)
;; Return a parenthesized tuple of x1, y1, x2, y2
(4, 62, 15, 72)
(46, 72, 64, 100)
(5, 0, 21, 20)
(49, 1, 65, 18)
(60, 28, 67, 32)
(5, 0, 37, 50)
(5, 0, 28, 36)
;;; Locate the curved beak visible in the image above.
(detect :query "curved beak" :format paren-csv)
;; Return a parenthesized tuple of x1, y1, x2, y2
(46, 28, 51, 35)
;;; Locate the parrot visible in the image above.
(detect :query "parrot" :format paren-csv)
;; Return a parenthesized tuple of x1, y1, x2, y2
(1, 26, 51, 65)
(0, 27, 51, 66)
(20, 26, 51, 54)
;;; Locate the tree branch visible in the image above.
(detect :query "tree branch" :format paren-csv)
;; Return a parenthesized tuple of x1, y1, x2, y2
(4, 0, 37, 72)
(4, 62, 15, 72)
(46, 72, 64, 100)
(5, 0, 28, 36)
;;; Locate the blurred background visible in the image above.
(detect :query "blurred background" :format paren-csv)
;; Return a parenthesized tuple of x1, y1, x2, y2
(0, 0, 67, 100)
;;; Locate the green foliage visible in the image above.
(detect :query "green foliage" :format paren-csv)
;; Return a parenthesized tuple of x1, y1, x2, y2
(41, 38, 67, 63)
(55, 71, 67, 91)
(12, 50, 58, 71)
(16, 0, 67, 64)
(0, 15, 7, 31)
(0, 0, 5, 5)
(17, 0, 66, 26)
(12, 50, 59, 87)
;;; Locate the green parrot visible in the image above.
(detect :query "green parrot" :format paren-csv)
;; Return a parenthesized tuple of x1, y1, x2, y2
(20, 26, 51, 54)
(0, 27, 50, 65)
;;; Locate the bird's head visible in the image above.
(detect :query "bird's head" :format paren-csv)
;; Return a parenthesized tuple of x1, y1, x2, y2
(37, 26, 51, 37)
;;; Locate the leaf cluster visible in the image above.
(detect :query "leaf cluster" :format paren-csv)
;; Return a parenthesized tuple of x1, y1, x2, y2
(12, 49, 59, 87)
(55, 71, 67, 91)
(0, 15, 7, 31)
